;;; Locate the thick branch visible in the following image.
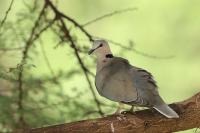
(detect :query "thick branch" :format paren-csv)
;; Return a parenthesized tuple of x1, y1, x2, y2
(19, 92, 200, 133)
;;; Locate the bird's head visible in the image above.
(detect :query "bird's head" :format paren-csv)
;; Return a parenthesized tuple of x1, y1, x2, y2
(88, 40, 112, 57)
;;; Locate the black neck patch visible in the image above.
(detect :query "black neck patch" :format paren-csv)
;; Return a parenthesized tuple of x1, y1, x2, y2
(105, 54, 113, 58)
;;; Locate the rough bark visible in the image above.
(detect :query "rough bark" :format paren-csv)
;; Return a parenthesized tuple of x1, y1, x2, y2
(18, 92, 200, 133)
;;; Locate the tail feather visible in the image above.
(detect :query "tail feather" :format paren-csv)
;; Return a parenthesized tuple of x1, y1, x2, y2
(153, 104, 179, 118)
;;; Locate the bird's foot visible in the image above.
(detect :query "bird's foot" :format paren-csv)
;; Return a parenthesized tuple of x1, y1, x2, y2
(114, 102, 126, 120)
(113, 110, 126, 120)
(121, 110, 136, 115)
(121, 106, 136, 115)
(115, 113, 126, 121)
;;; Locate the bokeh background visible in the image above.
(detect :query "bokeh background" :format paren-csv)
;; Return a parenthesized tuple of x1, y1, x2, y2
(0, 0, 200, 132)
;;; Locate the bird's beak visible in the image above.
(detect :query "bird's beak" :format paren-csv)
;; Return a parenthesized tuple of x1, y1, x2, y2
(88, 40, 95, 55)
(88, 40, 102, 55)
(88, 49, 95, 55)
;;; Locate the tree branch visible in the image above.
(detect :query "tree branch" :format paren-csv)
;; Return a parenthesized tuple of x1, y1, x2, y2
(59, 18, 104, 116)
(19, 92, 200, 133)
(45, 0, 93, 42)
(16, 2, 48, 127)
(82, 7, 137, 27)
(94, 36, 175, 59)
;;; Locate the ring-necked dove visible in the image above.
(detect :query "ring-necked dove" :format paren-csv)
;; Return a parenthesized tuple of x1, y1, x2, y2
(88, 40, 179, 118)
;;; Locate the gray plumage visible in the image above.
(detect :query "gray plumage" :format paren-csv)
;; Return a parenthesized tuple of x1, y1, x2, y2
(89, 40, 179, 118)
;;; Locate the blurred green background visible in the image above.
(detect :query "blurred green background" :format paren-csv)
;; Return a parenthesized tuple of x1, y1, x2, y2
(0, 0, 200, 132)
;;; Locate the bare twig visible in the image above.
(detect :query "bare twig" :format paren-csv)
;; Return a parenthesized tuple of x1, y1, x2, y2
(45, 0, 93, 42)
(32, 19, 56, 43)
(82, 7, 137, 27)
(95, 36, 174, 59)
(17, 3, 48, 127)
(0, 0, 14, 33)
(59, 18, 104, 116)
(35, 0, 104, 116)
(16, 7, 55, 125)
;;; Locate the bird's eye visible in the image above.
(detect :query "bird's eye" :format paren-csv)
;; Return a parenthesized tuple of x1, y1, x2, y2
(99, 43, 103, 47)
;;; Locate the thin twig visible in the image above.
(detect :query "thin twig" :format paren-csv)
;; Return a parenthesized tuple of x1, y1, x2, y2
(45, 0, 93, 41)
(82, 7, 137, 27)
(43, 1, 102, 114)
(32, 19, 56, 43)
(17, 3, 48, 127)
(0, 0, 14, 33)
(59, 18, 104, 116)
(95, 36, 174, 59)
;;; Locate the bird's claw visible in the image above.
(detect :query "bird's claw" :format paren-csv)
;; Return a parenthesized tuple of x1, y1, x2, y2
(116, 113, 126, 121)
(113, 110, 126, 120)
(121, 110, 136, 115)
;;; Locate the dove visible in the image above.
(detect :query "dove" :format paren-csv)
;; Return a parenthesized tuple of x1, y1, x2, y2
(88, 39, 179, 118)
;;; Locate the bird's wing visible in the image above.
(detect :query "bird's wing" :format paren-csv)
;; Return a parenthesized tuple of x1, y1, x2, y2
(125, 66, 165, 106)
(129, 66, 179, 118)
(95, 57, 138, 102)
(95, 57, 178, 118)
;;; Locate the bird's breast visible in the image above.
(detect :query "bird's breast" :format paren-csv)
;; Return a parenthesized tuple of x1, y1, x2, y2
(95, 68, 138, 102)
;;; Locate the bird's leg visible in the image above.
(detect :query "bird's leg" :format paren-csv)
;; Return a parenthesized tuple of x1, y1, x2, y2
(129, 105, 136, 114)
(130, 105, 134, 112)
(114, 102, 124, 115)
(121, 105, 136, 114)
(114, 102, 126, 120)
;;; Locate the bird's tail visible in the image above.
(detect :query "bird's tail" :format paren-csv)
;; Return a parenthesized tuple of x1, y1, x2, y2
(153, 104, 179, 118)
